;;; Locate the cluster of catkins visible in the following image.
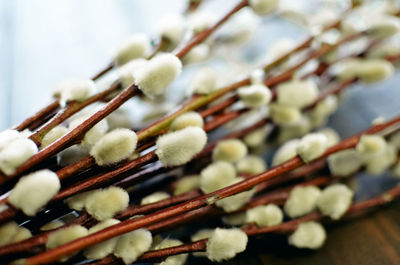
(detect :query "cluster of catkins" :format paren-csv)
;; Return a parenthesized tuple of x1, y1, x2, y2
(1, 0, 400, 264)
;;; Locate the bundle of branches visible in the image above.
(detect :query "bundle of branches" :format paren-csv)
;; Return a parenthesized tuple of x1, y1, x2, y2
(1, 0, 400, 264)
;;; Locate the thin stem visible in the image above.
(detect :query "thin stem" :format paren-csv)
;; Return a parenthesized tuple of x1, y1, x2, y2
(91, 62, 114, 81)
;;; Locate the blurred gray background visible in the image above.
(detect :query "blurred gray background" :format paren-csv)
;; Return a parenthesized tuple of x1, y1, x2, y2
(0, 0, 399, 136)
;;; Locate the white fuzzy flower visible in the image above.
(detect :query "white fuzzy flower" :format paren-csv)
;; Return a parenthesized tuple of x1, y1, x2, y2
(317, 184, 354, 220)
(188, 11, 217, 33)
(57, 144, 89, 167)
(243, 127, 270, 148)
(46, 225, 88, 261)
(190, 67, 218, 95)
(246, 204, 283, 227)
(288, 221, 326, 249)
(141, 191, 170, 205)
(278, 116, 311, 143)
(85, 187, 129, 221)
(114, 229, 152, 264)
(154, 238, 188, 265)
(173, 175, 200, 195)
(84, 219, 121, 260)
(69, 116, 109, 150)
(40, 220, 64, 231)
(90, 128, 137, 166)
(64, 190, 95, 211)
(200, 161, 237, 194)
(357, 59, 394, 84)
(327, 149, 362, 177)
(8, 170, 60, 216)
(270, 104, 302, 126)
(236, 155, 267, 175)
(332, 58, 362, 82)
(182, 43, 210, 64)
(134, 53, 182, 98)
(157, 14, 186, 45)
(311, 95, 338, 122)
(191, 229, 213, 242)
(0, 222, 19, 247)
(156, 126, 207, 167)
(284, 185, 321, 218)
(272, 139, 300, 166)
(216, 177, 256, 212)
(356, 134, 387, 161)
(249, 0, 279, 16)
(58, 79, 96, 105)
(213, 139, 248, 163)
(365, 144, 397, 175)
(250, 69, 265, 85)
(318, 128, 340, 148)
(222, 212, 247, 226)
(276, 80, 318, 109)
(11, 226, 32, 243)
(0, 138, 38, 175)
(41, 126, 69, 149)
(238, 84, 272, 108)
(296, 133, 328, 163)
(367, 41, 400, 59)
(117, 59, 148, 88)
(206, 228, 248, 262)
(169, 111, 204, 131)
(106, 108, 134, 130)
(0, 130, 21, 151)
(113, 34, 151, 66)
(367, 15, 400, 38)
(389, 131, 400, 149)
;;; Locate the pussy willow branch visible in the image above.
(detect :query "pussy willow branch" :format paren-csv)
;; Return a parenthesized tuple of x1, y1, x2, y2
(0, 0, 250, 184)
(23, 114, 400, 265)
(137, 184, 400, 263)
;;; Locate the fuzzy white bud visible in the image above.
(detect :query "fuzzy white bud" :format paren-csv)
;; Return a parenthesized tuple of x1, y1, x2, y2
(182, 43, 210, 64)
(188, 11, 217, 33)
(367, 41, 400, 59)
(270, 104, 302, 126)
(389, 131, 400, 149)
(216, 177, 256, 212)
(156, 126, 207, 166)
(57, 144, 88, 167)
(200, 161, 236, 194)
(8, 170, 60, 216)
(154, 238, 188, 265)
(357, 59, 394, 84)
(157, 14, 186, 45)
(365, 144, 396, 175)
(141, 191, 170, 205)
(356, 134, 387, 161)
(117, 59, 148, 88)
(40, 220, 64, 231)
(367, 16, 400, 38)
(58, 79, 96, 105)
(169, 111, 204, 131)
(243, 127, 270, 148)
(190, 67, 218, 95)
(46, 225, 88, 261)
(41, 126, 69, 149)
(328, 149, 362, 177)
(0, 222, 19, 247)
(318, 128, 340, 148)
(236, 155, 267, 175)
(90, 129, 137, 166)
(85, 187, 129, 221)
(246, 204, 283, 227)
(174, 175, 200, 195)
(84, 219, 121, 260)
(114, 229, 152, 264)
(222, 212, 247, 226)
(249, 0, 279, 16)
(212, 139, 248, 163)
(311, 95, 338, 121)
(206, 228, 248, 262)
(106, 109, 134, 130)
(134, 53, 182, 98)
(276, 80, 319, 109)
(0, 138, 38, 175)
(289, 221, 326, 249)
(69, 116, 109, 150)
(317, 184, 353, 220)
(284, 185, 321, 218)
(11, 226, 32, 243)
(65, 190, 95, 211)
(0, 130, 22, 150)
(113, 34, 151, 66)
(272, 139, 300, 166)
(296, 133, 328, 163)
(238, 84, 272, 108)
(278, 116, 311, 143)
